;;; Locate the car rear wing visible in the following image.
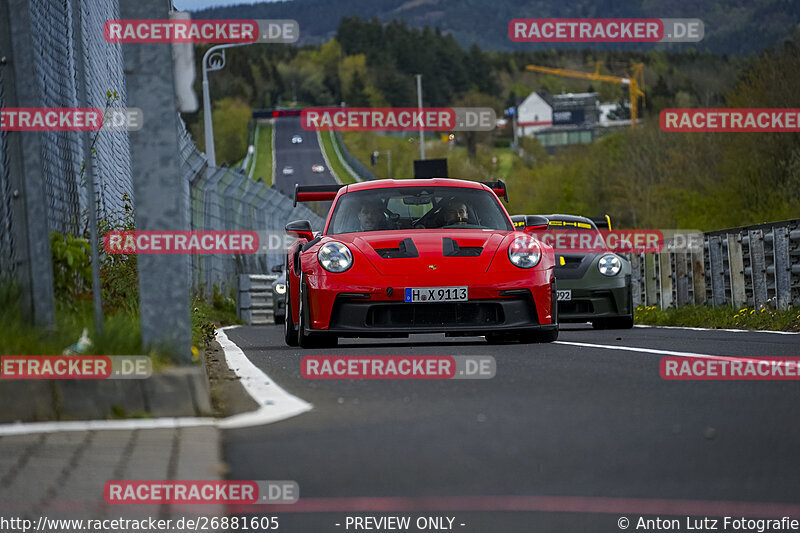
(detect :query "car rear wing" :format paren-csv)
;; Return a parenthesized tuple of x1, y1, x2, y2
(294, 184, 345, 207)
(590, 215, 612, 230)
(482, 180, 508, 203)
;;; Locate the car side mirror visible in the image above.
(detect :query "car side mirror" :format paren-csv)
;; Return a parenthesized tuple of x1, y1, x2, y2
(285, 220, 314, 241)
(271, 264, 284, 273)
(516, 215, 549, 232)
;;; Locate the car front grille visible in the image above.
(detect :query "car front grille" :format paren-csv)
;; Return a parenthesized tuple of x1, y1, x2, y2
(366, 302, 503, 327)
(558, 301, 594, 314)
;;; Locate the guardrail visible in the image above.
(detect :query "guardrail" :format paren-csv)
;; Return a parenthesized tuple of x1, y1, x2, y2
(237, 274, 278, 325)
(630, 219, 800, 310)
(333, 131, 377, 181)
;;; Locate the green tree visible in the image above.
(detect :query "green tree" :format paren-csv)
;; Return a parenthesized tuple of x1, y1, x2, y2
(452, 90, 502, 161)
(212, 98, 251, 165)
(345, 70, 370, 106)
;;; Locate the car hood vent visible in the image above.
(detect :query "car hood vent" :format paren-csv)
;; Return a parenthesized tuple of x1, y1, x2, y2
(340, 230, 505, 276)
(374, 238, 420, 259)
(442, 237, 483, 257)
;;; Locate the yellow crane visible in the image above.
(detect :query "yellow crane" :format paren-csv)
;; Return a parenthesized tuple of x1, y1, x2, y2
(525, 62, 645, 127)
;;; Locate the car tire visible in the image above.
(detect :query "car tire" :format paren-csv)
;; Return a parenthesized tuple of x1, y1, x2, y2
(297, 273, 338, 349)
(284, 262, 299, 346)
(593, 290, 634, 329)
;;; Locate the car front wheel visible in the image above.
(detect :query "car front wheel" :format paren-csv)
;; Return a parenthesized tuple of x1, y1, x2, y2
(284, 263, 299, 346)
(297, 273, 338, 349)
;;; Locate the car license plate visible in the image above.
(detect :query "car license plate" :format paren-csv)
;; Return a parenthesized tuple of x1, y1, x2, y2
(556, 290, 572, 301)
(405, 287, 468, 303)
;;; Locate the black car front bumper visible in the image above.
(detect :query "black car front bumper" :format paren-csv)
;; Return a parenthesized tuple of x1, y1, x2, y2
(309, 293, 556, 338)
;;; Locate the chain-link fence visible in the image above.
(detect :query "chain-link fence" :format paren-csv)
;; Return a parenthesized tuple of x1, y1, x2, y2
(178, 118, 324, 299)
(1, 0, 133, 270)
(1, 0, 323, 340)
(31, 0, 133, 237)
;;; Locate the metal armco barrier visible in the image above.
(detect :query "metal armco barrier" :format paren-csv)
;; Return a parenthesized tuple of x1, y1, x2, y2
(631, 219, 800, 310)
(237, 274, 277, 325)
(333, 130, 377, 181)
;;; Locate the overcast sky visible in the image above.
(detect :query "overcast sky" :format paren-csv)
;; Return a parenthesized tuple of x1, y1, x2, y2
(173, 0, 284, 11)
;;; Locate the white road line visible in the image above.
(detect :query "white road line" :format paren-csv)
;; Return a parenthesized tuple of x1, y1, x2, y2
(555, 341, 726, 359)
(0, 327, 312, 436)
(555, 340, 799, 367)
(634, 324, 799, 335)
(216, 325, 312, 429)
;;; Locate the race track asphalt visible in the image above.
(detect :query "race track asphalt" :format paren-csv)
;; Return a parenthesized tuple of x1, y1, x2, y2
(220, 323, 800, 532)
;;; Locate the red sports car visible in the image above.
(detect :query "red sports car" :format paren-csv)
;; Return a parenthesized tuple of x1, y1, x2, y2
(283, 178, 557, 348)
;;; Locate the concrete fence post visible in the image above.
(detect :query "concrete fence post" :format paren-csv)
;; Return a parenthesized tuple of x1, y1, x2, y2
(2, 0, 56, 326)
(121, 0, 190, 361)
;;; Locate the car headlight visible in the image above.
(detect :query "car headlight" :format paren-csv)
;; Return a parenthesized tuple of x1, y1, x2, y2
(274, 283, 286, 295)
(598, 254, 622, 276)
(508, 235, 541, 269)
(317, 242, 353, 273)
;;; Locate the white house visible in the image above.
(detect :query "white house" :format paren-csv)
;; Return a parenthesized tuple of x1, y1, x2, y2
(515, 91, 553, 136)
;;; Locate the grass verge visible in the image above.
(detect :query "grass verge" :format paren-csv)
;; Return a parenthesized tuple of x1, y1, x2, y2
(2, 281, 242, 369)
(252, 122, 273, 184)
(319, 130, 358, 184)
(1, 296, 173, 372)
(191, 294, 243, 348)
(635, 304, 800, 332)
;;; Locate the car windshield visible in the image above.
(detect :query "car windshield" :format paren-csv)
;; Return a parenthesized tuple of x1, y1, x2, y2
(327, 186, 512, 234)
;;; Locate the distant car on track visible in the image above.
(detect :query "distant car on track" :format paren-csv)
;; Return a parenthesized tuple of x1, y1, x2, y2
(282, 166, 294, 175)
(271, 264, 287, 324)
(291, 135, 303, 144)
(283, 178, 558, 348)
(512, 214, 633, 329)
(312, 164, 325, 173)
